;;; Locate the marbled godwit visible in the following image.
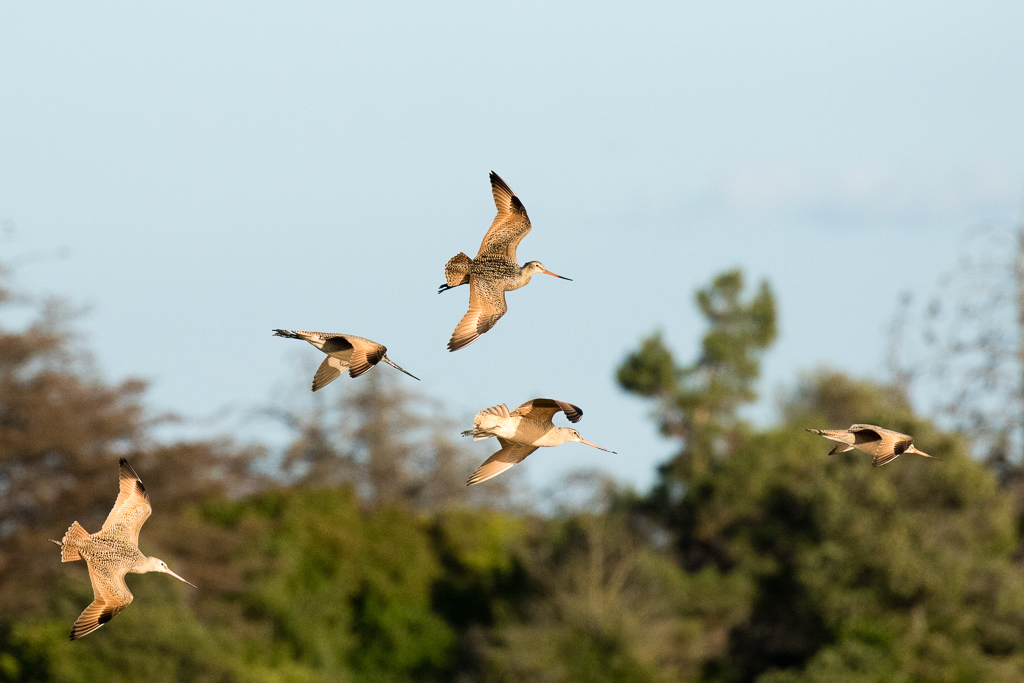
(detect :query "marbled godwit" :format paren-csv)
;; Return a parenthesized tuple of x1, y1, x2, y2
(806, 424, 939, 467)
(273, 329, 419, 390)
(463, 398, 615, 485)
(50, 458, 196, 640)
(440, 172, 571, 351)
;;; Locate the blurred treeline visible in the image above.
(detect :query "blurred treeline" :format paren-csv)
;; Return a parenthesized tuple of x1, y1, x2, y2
(4, 261, 1024, 683)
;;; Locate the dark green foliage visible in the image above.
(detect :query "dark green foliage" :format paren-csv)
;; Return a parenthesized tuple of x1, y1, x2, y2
(617, 271, 1024, 681)
(481, 514, 748, 683)
(213, 487, 457, 681)
(619, 269, 777, 481)
(689, 415, 1024, 681)
(617, 332, 678, 398)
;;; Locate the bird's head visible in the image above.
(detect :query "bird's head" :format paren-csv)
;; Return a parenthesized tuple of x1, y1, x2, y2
(564, 428, 616, 453)
(142, 557, 197, 588)
(523, 261, 572, 281)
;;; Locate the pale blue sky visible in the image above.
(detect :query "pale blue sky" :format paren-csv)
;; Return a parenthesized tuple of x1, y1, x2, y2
(2, 2, 1022, 492)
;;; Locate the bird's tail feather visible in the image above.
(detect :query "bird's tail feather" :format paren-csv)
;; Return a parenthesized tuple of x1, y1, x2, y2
(478, 404, 510, 420)
(440, 253, 472, 292)
(58, 521, 89, 562)
(807, 428, 856, 443)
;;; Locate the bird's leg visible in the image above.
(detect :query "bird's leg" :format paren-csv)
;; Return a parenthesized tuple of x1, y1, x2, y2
(461, 428, 496, 440)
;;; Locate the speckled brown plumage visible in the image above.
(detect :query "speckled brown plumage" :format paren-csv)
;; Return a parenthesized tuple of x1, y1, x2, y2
(50, 459, 195, 640)
(440, 172, 571, 351)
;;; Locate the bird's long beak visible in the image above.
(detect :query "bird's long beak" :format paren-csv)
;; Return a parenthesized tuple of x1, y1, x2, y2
(383, 356, 421, 381)
(909, 446, 940, 461)
(579, 438, 616, 453)
(542, 269, 572, 281)
(164, 567, 198, 588)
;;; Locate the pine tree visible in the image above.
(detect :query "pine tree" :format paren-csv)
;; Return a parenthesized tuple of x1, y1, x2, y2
(618, 269, 777, 509)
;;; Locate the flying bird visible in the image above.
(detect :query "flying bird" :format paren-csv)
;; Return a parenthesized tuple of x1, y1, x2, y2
(463, 398, 615, 485)
(50, 458, 196, 640)
(440, 172, 571, 351)
(806, 424, 938, 467)
(272, 329, 419, 390)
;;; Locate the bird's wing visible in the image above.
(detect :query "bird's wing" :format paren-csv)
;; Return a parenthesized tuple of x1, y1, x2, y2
(510, 398, 583, 424)
(850, 424, 912, 442)
(476, 172, 532, 261)
(101, 459, 152, 546)
(848, 424, 907, 463)
(448, 277, 508, 351)
(71, 563, 133, 640)
(346, 338, 386, 378)
(863, 427, 914, 467)
(467, 438, 538, 486)
(320, 334, 355, 355)
(312, 356, 345, 391)
(872, 442, 912, 468)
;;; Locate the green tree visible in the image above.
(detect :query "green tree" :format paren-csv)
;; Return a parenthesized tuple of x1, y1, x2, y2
(729, 372, 1024, 681)
(617, 269, 777, 547)
(199, 486, 458, 682)
(666, 370, 1024, 681)
(620, 270, 1024, 680)
(481, 512, 750, 683)
(619, 269, 776, 480)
